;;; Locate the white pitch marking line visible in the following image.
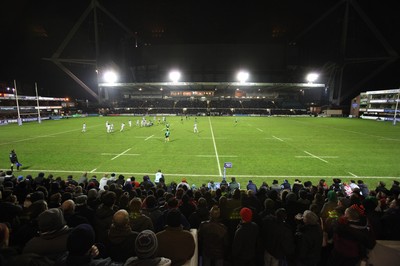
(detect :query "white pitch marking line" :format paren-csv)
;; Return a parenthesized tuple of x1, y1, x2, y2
(101, 153, 140, 156)
(90, 168, 97, 173)
(303, 151, 329, 163)
(348, 172, 358, 177)
(256, 128, 263, 132)
(145, 135, 154, 141)
(196, 155, 238, 157)
(272, 135, 284, 142)
(379, 138, 400, 141)
(295, 156, 338, 158)
(20, 169, 399, 179)
(111, 148, 132, 161)
(208, 117, 222, 176)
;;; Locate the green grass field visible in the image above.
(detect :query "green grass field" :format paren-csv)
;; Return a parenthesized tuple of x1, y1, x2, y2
(1, 116, 399, 188)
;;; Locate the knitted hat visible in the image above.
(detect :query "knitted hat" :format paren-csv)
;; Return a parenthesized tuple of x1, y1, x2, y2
(38, 208, 66, 233)
(240, 207, 253, 222)
(67, 224, 95, 255)
(135, 230, 158, 259)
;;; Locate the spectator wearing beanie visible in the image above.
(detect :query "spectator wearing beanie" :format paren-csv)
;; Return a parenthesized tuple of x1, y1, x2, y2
(23, 208, 72, 261)
(156, 209, 195, 266)
(57, 223, 122, 266)
(232, 207, 259, 266)
(125, 230, 171, 266)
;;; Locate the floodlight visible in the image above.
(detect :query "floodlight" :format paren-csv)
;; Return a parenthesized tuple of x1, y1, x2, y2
(169, 70, 181, 82)
(237, 71, 249, 83)
(103, 71, 118, 83)
(306, 73, 319, 83)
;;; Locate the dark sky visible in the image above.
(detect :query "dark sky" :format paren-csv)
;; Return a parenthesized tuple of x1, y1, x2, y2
(0, 0, 399, 103)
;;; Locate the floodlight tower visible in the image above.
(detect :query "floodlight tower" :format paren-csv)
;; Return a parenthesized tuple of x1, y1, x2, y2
(237, 71, 249, 83)
(99, 70, 118, 102)
(169, 70, 181, 83)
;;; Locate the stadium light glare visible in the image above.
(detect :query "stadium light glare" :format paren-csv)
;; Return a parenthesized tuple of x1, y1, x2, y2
(169, 70, 181, 83)
(306, 73, 319, 83)
(103, 71, 118, 83)
(237, 71, 249, 83)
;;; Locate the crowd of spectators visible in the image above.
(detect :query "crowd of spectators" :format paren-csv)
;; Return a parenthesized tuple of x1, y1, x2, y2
(0, 169, 399, 266)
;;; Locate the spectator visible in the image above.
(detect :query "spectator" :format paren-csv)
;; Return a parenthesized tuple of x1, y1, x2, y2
(281, 179, 291, 191)
(57, 223, 121, 266)
(0, 223, 18, 265)
(61, 199, 89, 228)
(328, 205, 376, 266)
(188, 197, 209, 229)
(94, 191, 118, 244)
(128, 197, 154, 232)
(294, 210, 323, 266)
(228, 177, 240, 194)
(246, 180, 257, 194)
(156, 209, 195, 266)
(320, 190, 338, 220)
(380, 198, 400, 240)
(23, 208, 72, 260)
(74, 195, 95, 225)
(106, 210, 139, 262)
(142, 195, 163, 227)
(198, 206, 229, 266)
(292, 179, 304, 195)
(261, 208, 295, 266)
(357, 180, 369, 197)
(270, 180, 281, 194)
(232, 207, 259, 266)
(124, 230, 171, 266)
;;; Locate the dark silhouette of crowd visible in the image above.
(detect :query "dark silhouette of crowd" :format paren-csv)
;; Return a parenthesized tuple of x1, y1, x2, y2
(1, 169, 400, 266)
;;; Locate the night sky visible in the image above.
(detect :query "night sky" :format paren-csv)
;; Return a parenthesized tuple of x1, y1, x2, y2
(0, 0, 399, 104)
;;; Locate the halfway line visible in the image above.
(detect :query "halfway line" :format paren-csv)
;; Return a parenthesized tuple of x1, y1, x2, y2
(208, 117, 222, 176)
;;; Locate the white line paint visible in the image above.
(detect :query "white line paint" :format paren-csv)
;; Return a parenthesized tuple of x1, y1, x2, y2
(379, 138, 400, 141)
(256, 128, 263, 132)
(101, 153, 140, 156)
(196, 155, 238, 157)
(348, 172, 358, 177)
(90, 168, 97, 173)
(145, 135, 154, 141)
(303, 151, 329, 163)
(111, 148, 132, 161)
(19, 169, 397, 179)
(208, 117, 222, 176)
(273, 135, 284, 142)
(295, 156, 338, 158)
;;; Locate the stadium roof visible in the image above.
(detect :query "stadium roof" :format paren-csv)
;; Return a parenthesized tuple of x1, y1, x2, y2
(98, 81, 325, 93)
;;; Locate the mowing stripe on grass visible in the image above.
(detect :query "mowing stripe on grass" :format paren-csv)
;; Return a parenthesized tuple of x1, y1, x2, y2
(19, 169, 395, 179)
(303, 151, 329, 163)
(111, 148, 132, 160)
(208, 117, 222, 176)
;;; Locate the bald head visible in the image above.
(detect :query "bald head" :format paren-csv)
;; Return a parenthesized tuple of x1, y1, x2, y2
(61, 199, 75, 215)
(113, 209, 130, 228)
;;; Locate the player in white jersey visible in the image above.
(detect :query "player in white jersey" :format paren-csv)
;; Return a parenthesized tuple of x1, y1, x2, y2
(106, 123, 111, 133)
(82, 123, 86, 132)
(128, 120, 132, 127)
(136, 119, 140, 127)
(120, 122, 125, 132)
(194, 122, 198, 133)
